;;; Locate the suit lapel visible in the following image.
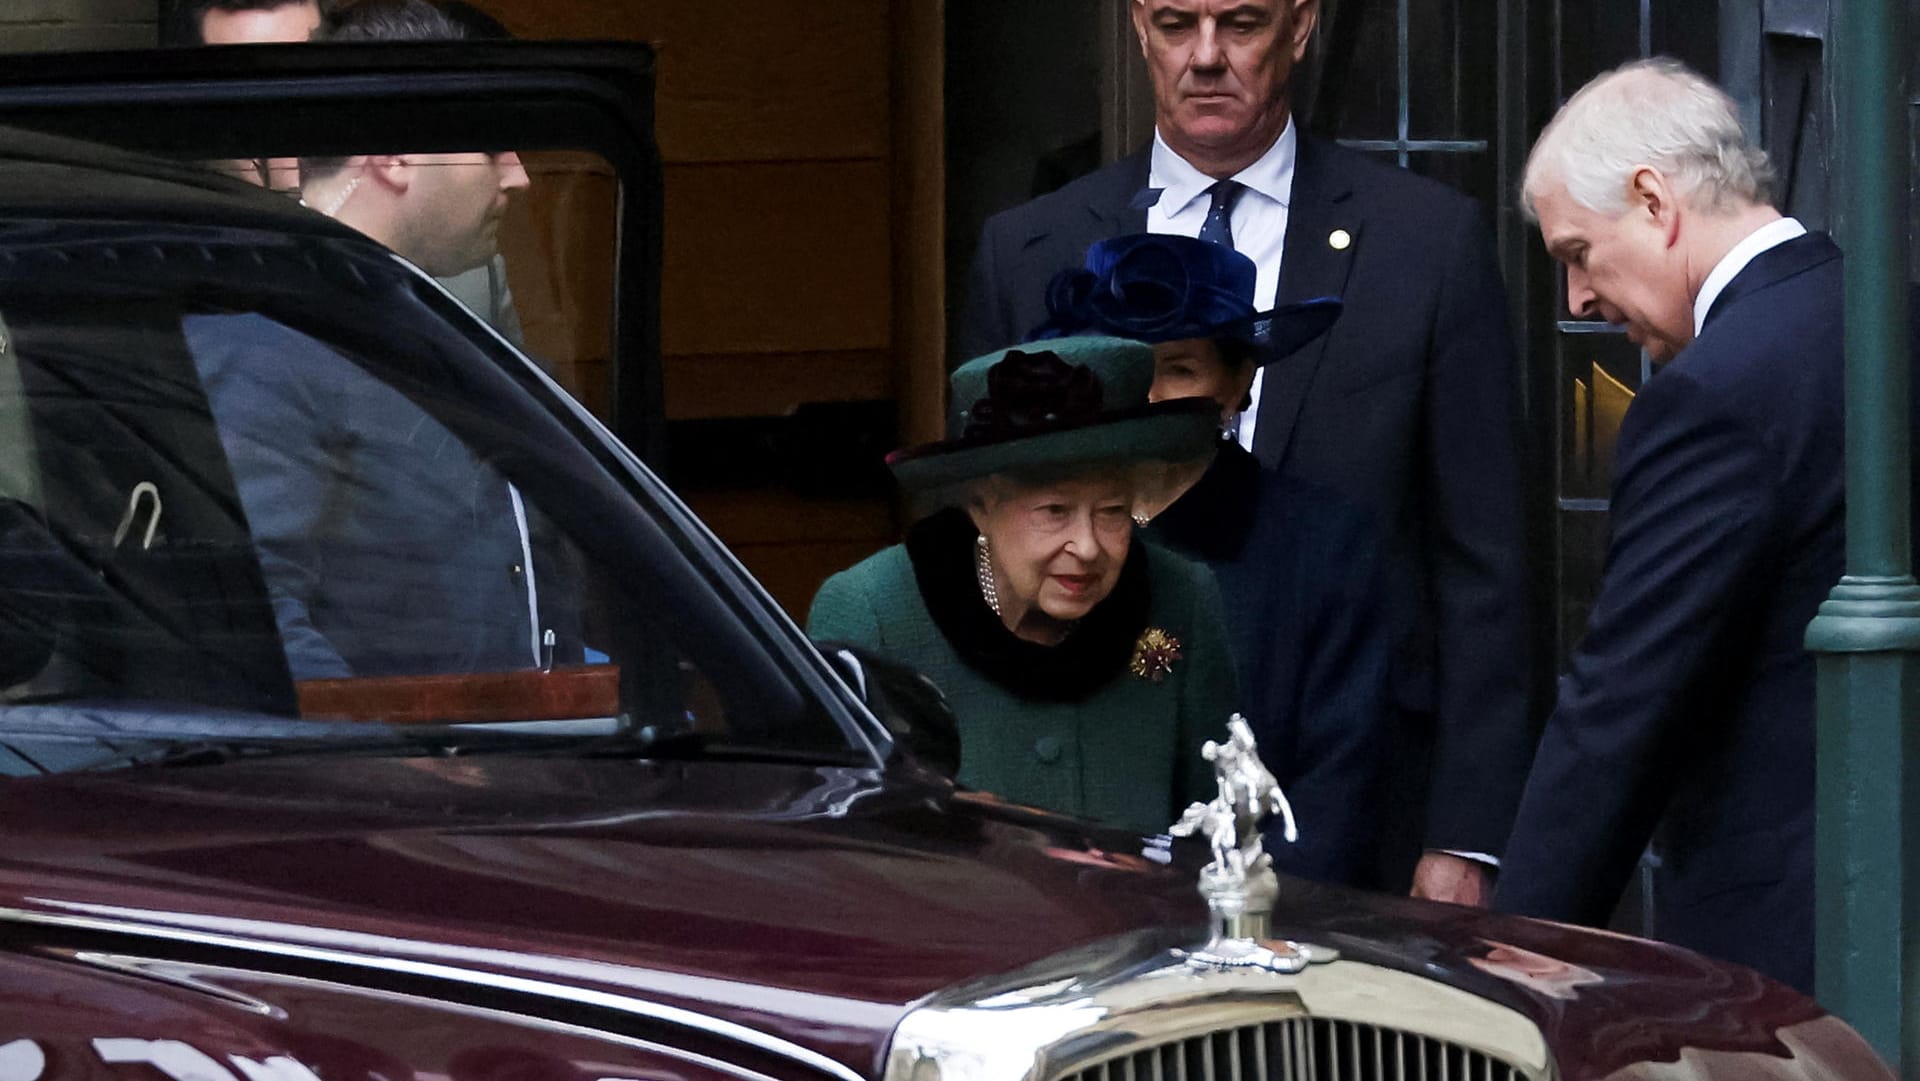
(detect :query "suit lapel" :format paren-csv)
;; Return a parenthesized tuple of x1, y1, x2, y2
(1253, 134, 1361, 469)
(1005, 151, 1149, 279)
(1702, 231, 1840, 331)
(1085, 149, 1151, 237)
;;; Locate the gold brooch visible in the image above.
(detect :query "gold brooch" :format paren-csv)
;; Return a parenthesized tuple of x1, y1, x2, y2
(1130, 627, 1184, 682)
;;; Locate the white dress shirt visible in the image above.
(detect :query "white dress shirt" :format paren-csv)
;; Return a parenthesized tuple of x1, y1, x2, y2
(1692, 217, 1808, 335)
(1148, 120, 1297, 452)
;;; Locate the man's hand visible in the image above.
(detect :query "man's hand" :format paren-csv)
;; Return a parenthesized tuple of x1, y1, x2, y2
(1410, 851, 1493, 907)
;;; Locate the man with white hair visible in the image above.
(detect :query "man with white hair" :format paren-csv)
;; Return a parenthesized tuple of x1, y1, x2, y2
(1494, 58, 1841, 993)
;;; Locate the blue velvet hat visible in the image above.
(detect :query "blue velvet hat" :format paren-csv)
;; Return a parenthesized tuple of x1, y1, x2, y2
(1027, 233, 1342, 361)
(887, 335, 1218, 492)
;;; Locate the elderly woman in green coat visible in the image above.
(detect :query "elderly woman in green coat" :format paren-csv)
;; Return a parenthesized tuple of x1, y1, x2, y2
(807, 335, 1239, 835)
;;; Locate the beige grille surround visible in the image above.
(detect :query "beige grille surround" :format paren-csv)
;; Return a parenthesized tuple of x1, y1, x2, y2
(885, 931, 1554, 1081)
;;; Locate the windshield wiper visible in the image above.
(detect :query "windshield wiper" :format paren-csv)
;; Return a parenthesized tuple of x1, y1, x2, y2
(95, 731, 451, 772)
(76, 726, 605, 773)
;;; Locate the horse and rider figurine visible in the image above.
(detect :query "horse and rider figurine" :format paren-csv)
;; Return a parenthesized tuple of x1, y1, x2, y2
(1171, 714, 1298, 886)
(1168, 715, 1334, 973)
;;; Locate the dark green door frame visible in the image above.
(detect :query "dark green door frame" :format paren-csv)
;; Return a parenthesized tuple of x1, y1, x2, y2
(1807, 0, 1920, 1067)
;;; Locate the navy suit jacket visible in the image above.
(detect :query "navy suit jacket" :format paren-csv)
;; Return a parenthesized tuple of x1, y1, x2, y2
(185, 313, 546, 681)
(1148, 442, 1390, 885)
(963, 135, 1533, 857)
(1495, 233, 1846, 995)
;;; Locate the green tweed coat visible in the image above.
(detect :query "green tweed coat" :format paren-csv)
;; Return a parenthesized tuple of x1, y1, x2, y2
(807, 513, 1240, 835)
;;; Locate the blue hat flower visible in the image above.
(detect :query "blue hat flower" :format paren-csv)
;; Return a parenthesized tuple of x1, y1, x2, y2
(1027, 234, 1342, 364)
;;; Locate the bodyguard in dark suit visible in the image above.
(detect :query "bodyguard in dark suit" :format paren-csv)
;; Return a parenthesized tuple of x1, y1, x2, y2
(1496, 59, 1841, 994)
(190, 0, 553, 681)
(963, 0, 1531, 905)
(186, 313, 549, 680)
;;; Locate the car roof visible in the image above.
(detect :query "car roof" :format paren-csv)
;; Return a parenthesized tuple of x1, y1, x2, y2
(0, 123, 362, 243)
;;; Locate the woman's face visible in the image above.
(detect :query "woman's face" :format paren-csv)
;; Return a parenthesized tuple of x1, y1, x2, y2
(971, 473, 1134, 625)
(1148, 337, 1256, 421)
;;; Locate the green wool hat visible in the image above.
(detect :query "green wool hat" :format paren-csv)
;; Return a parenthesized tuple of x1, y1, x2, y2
(887, 335, 1219, 492)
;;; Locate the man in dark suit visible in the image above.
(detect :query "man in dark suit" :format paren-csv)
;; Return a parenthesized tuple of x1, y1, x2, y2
(1494, 59, 1840, 995)
(185, 313, 553, 680)
(962, 0, 1531, 905)
(191, 0, 560, 680)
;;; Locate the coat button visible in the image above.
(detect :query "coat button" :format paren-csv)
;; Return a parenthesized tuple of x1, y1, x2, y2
(1034, 736, 1063, 764)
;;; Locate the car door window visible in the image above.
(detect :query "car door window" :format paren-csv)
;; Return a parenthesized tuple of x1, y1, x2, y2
(0, 219, 854, 771)
(0, 41, 666, 456)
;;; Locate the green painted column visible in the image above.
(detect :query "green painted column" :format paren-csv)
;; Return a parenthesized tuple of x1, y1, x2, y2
(1805, 0, 1920, 1067)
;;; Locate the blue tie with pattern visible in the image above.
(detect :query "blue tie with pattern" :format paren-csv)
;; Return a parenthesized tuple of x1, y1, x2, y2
(1197, 180, 1244, 249)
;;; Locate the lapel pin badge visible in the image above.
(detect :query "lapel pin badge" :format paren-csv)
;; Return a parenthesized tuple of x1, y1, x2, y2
(1328, 228, 1352, 251)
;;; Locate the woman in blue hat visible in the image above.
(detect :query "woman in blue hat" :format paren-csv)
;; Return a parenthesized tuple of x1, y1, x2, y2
(1033, 235, 1391, 888)
(807, 335, 1240, 835)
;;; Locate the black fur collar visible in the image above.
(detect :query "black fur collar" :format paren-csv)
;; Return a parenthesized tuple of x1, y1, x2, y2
(904, 508, 1151, 702)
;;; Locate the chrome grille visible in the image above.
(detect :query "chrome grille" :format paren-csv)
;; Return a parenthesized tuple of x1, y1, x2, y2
(1059, 1019, 1524, 1081)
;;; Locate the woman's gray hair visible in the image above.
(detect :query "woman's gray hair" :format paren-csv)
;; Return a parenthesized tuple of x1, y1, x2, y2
(1522, 58, 1774, 220)
(961, 460, 1145, 509)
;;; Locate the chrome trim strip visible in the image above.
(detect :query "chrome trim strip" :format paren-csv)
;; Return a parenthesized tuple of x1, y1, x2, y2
(63, 951, 788, 1081)
(0, 905, 864, 1081)
(68, 950, 285, 1017)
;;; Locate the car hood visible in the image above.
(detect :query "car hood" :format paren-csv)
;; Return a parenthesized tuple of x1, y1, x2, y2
(0, 754, 1879, 1081)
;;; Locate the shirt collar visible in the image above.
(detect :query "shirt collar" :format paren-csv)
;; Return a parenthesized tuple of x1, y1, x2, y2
(1692, 216, 1807, 334)
(1149, 117, 1297, 217)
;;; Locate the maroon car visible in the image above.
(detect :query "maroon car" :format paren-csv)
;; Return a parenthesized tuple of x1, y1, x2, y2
(0, 46, 1894, 1081)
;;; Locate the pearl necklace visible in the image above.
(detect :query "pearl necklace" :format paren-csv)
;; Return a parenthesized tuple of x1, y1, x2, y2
(974, 535, 1001, 616)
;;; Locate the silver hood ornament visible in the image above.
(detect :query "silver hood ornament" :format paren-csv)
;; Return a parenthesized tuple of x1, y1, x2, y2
(1169, 714, 1337, 974)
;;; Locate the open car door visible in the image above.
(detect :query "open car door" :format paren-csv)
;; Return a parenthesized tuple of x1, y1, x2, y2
(0, 43, 865, 741)
(0, 40, 664, 463)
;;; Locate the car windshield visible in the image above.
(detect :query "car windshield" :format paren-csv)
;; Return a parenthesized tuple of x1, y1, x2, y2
(0, 206, 865, 774)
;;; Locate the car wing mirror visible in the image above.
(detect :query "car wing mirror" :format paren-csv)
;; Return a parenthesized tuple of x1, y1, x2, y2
(815, 641, 959, 777)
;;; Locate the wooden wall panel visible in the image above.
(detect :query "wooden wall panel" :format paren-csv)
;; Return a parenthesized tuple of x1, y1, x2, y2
(732, 540, 894, 618)
(477, 0, 940, 620)
(661, 161, 892, 357)
(664, 350, 893, 420)
(891, 0, 949, 445)
(0, 0, 155, 52)
(488, 0, 889, 164)
(689, 492, 892, 547)
(497, 152, 617, 414)
(687, 492, 893, 616)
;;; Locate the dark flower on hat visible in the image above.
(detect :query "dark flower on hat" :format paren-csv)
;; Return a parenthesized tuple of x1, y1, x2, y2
(1028, 235, 1261, 345)
(963, 349, 1106, 440)
(1094, 239, 1255, 335)
(1024, 236, 1343, 362)
(1030, 267, 1100, 340)
(1087, 239, 1206, 337)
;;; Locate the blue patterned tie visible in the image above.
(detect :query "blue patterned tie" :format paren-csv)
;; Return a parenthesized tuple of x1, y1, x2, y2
(1197, 180, 1244, 249)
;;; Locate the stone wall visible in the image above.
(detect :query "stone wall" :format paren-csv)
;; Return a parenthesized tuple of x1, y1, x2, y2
(0, 0, 157, 53)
